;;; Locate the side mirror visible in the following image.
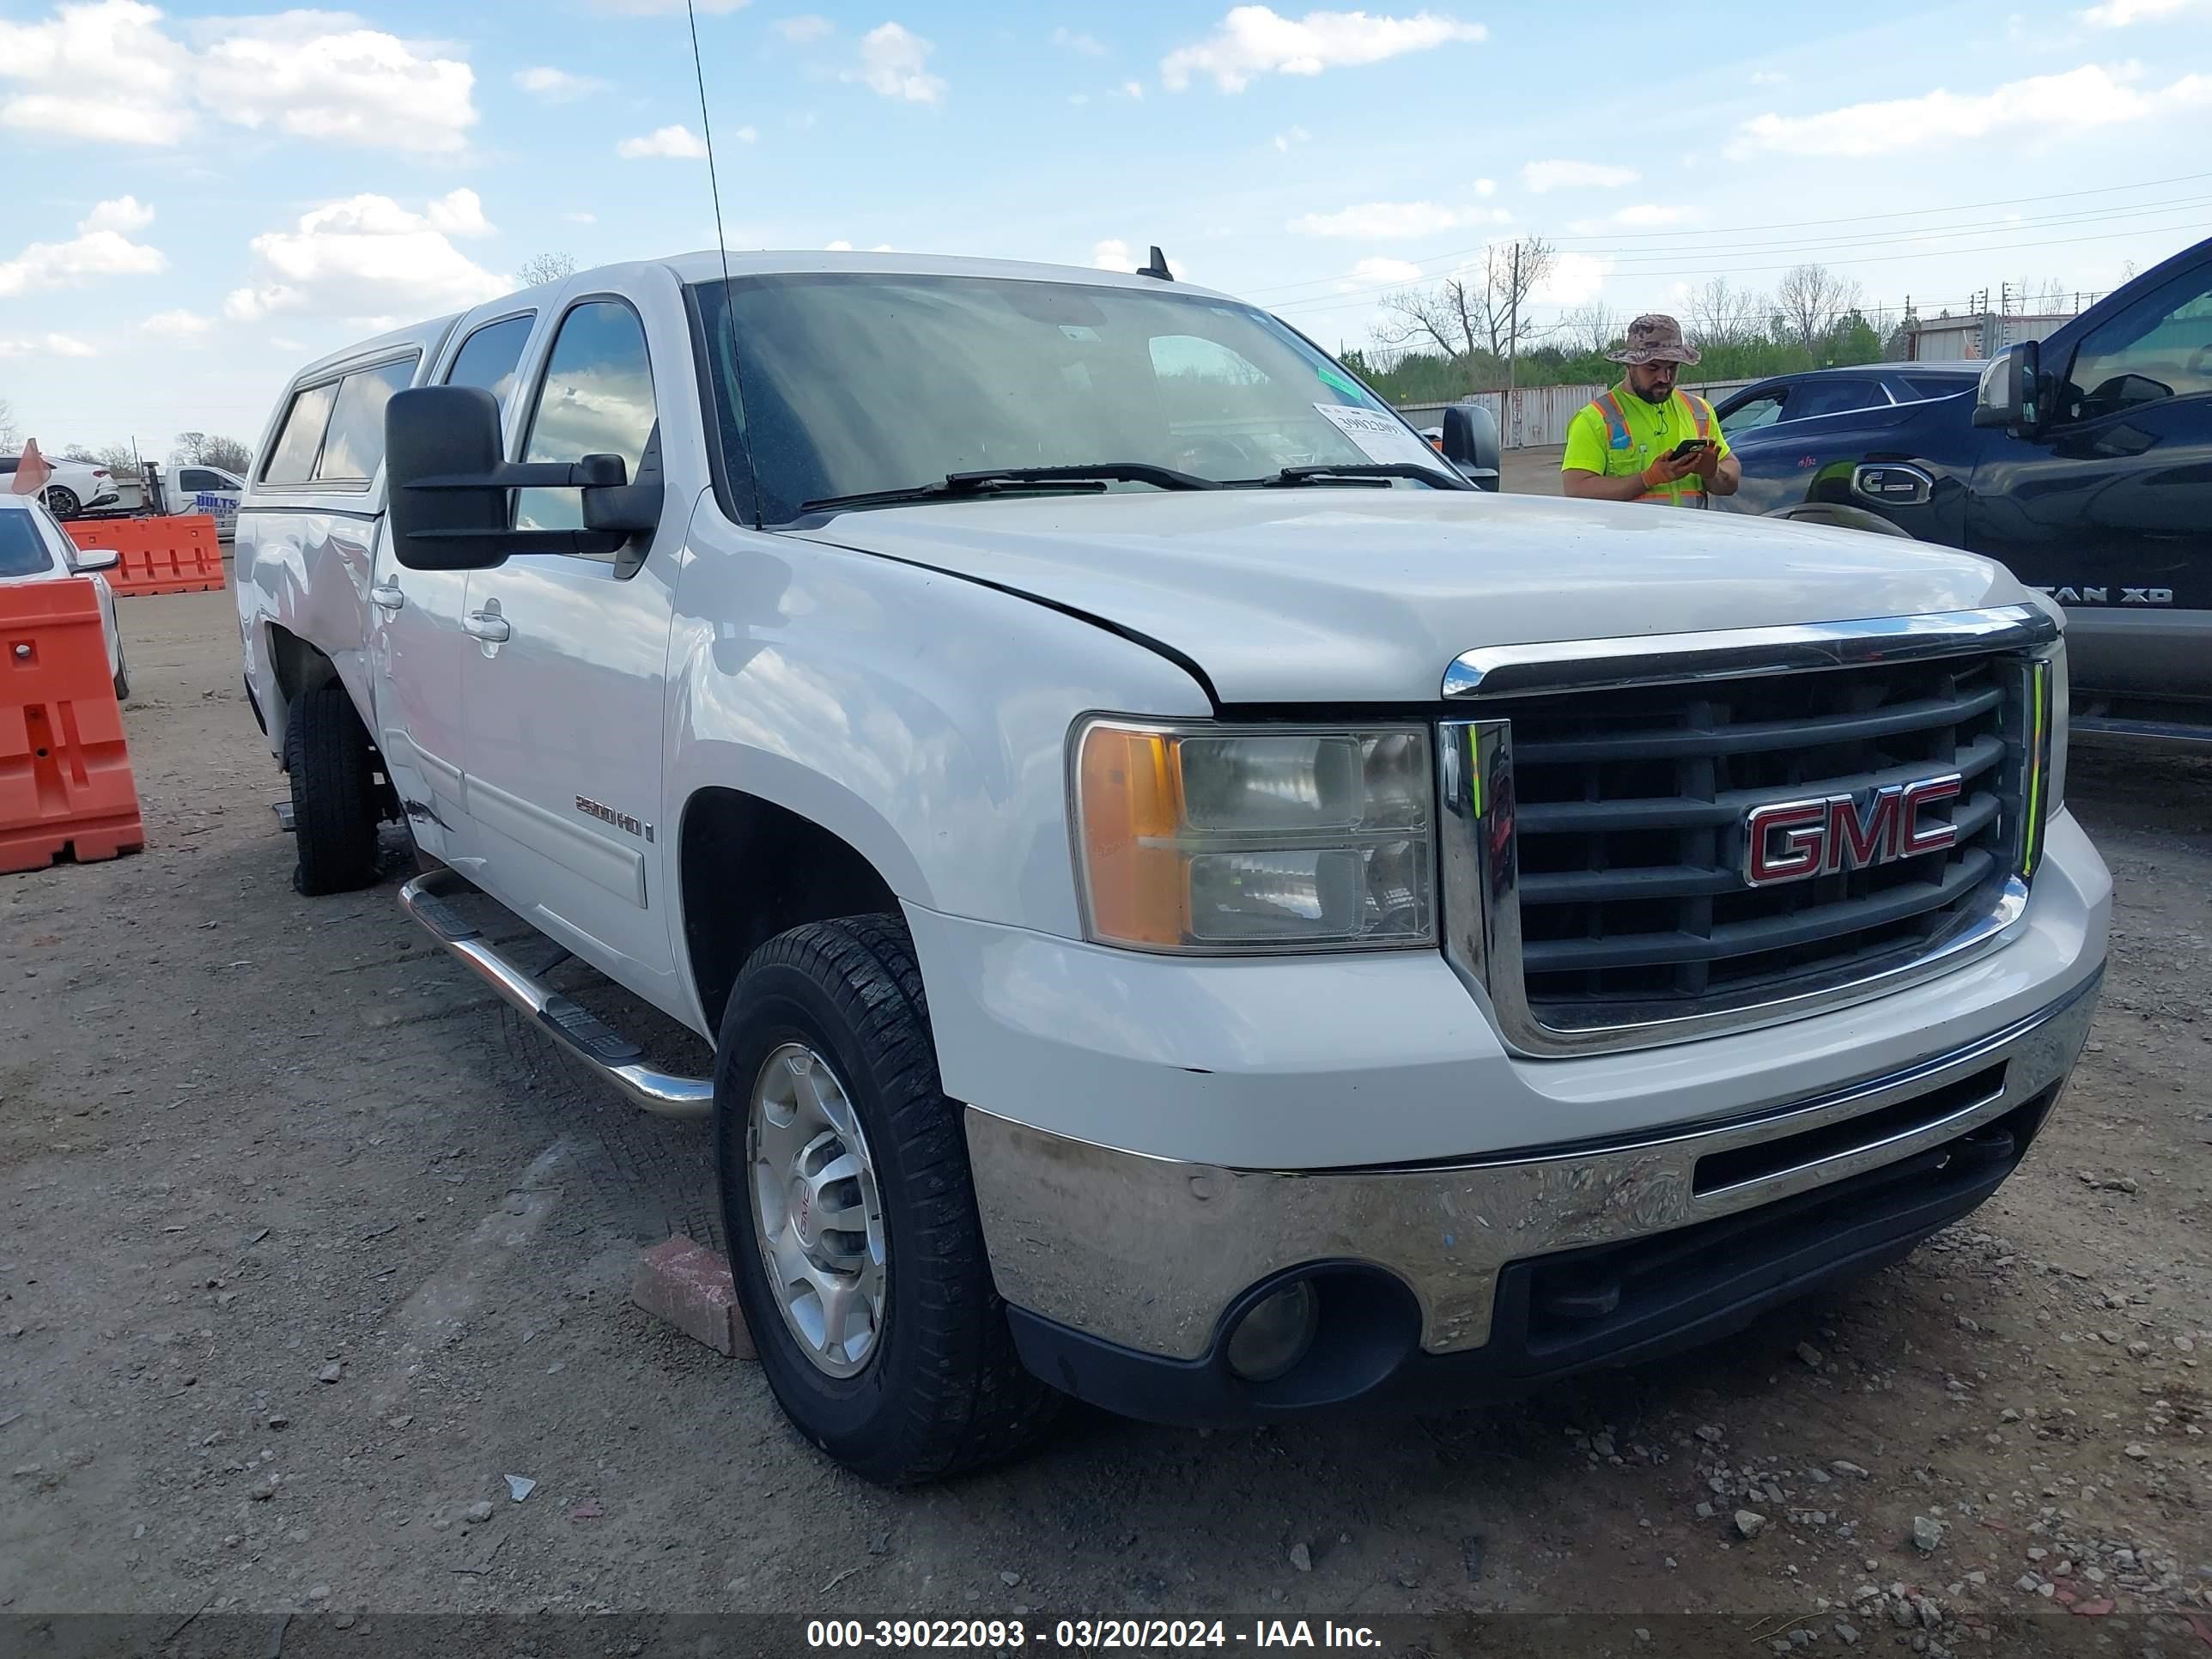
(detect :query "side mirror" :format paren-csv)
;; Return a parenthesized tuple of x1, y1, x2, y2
(1441, 403, 1501, 491)
(1972, 341, 2039, 432)
(384, 386, 665, 571)
(71, 547, 120, 573)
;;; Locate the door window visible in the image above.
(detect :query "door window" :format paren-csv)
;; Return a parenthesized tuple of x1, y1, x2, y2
(1785, 378, 1884, 421)
(262, 381, 338, 483)
(1722, 391, 1785, 436)
(2059, 265, 2212, 424)
(315, 357, 419, 483)
(445, 313, 536, 414)
(516, 301, 657, 542)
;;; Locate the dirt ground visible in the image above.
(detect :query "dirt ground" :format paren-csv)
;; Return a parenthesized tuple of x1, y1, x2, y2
(3, 578, 2208, 1657)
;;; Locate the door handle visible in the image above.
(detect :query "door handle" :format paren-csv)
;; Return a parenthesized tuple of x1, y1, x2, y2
(465, 610, 512, 644)
(369, 581, 406, 611)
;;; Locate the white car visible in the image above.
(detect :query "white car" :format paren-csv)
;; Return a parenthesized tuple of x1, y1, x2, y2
(238, 251, 2106, 1484)
(0, 454, 122, 520)
(0, 494, 130, 697)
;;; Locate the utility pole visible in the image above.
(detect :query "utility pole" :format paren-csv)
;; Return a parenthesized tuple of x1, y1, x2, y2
(1505, 241, 1521, 404)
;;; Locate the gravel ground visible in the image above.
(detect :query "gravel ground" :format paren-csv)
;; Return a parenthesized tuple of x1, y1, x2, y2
(2, 582, 2207, 1657)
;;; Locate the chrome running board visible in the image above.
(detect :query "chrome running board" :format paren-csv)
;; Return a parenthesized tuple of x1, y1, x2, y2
(398, 869, 714, 1121)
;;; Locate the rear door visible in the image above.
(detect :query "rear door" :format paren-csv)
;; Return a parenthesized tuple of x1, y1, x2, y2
(1965, 256, 2212, 702)
(456, 277, 689, 1006)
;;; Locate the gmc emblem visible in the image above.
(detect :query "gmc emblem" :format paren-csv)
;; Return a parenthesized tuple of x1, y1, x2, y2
(1743, 775, 1962, 887)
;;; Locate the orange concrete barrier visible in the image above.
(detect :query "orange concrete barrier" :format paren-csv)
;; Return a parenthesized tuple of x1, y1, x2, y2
(64, 514, 224, 597)
(0, 578, 145, 874)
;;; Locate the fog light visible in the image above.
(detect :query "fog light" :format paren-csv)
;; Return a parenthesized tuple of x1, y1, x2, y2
(1224, 1281, 1319, 1382)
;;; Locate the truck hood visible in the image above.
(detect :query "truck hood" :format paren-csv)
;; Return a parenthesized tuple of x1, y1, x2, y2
(787, 489, 2029, 706)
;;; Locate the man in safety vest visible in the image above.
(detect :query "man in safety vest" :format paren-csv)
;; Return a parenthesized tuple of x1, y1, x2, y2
(1560, 313, 1739, 507)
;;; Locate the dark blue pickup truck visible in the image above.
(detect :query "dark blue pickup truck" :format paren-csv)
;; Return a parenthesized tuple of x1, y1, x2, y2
(1713, 234, 2212, 747)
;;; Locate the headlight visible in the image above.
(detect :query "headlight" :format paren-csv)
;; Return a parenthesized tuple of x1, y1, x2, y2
(1073, 719, 1435, 952)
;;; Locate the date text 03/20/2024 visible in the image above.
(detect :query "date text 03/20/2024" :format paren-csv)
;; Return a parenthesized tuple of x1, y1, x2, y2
(805, 1620, 1382, 1650)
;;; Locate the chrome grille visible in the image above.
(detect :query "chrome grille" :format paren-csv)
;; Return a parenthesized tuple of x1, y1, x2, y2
(1438, 607, 2058, 1056)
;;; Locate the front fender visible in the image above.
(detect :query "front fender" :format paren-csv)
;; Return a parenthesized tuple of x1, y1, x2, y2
(1723, 410, 1972, 547)
(664, 510, 1212, 943)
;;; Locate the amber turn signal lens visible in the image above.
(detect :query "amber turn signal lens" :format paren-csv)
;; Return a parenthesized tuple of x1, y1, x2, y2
(1077, 724, 1188, 947)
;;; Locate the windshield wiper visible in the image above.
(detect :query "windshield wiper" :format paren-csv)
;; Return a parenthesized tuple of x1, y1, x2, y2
(800, 463, 1219, 515)
(1235, 462, 1472, 491)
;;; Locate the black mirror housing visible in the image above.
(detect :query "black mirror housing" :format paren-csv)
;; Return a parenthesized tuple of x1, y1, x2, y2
(1442, 403, 1502, 491)
(386, 386, 514, 571)
(385, 391, 665, 568)
(1972, 341, 2039, 432)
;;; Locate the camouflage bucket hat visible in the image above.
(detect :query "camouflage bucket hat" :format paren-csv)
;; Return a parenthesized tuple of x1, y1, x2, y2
(1608, 313, 1702, 366)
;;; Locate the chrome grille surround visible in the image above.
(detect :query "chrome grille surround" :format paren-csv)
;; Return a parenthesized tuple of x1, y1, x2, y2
(1438, 606, 2063, 1057)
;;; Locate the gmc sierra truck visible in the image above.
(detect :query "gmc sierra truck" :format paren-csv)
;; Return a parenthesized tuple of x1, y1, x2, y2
(234, 251, 2109, 1485)
(1716, 232, 2212, 746)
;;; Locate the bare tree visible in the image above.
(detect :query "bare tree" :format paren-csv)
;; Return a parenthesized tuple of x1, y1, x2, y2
(94, 442, 142, 479)
(173, 431, 252, 474)
(516, 251, 577, 288)
(1689, 276, 1764, 350)
(1560, 300, 1616, 356)
(59, 443, 102, 464)
(0, 398, 18, 453)
(1376, 237, 1556, 387)
(1775, 263, 1864, 355)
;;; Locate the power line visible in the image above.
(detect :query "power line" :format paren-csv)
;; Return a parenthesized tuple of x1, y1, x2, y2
(1239, 168, 2212, 304)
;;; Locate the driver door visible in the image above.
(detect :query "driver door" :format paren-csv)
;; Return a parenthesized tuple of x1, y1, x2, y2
(1965, 257, 2212, 702)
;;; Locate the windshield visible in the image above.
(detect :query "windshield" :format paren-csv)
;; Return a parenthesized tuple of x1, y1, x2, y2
(694, 272, 1446, 520)
(0, 513, 55, 580)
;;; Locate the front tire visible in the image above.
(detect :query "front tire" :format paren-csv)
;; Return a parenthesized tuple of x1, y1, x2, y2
(283, 684, 380, 894)
(714, 915, 1057, 1485)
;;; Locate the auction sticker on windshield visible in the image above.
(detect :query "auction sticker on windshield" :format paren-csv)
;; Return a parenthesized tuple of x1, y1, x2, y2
(1312, 403, 1443, 471)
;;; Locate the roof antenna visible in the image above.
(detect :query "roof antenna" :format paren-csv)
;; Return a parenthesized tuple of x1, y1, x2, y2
(1138, 245, 1174, 282)
(685, 0, 762, 527)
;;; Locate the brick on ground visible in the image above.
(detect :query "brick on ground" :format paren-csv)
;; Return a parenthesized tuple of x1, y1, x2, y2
(631, 1235, 755, 1359)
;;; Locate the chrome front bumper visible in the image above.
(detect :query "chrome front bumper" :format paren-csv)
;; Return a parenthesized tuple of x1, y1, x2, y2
(964, 967, 2100, 1362)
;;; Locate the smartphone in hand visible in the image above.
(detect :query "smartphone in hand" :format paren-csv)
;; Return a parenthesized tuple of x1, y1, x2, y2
(1668, 438, 1716, 462)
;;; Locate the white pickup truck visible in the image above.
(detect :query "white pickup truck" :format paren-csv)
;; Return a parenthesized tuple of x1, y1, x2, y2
(235, 251, 2109, 1485)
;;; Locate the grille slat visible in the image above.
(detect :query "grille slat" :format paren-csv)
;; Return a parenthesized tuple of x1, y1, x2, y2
(1510, 684, 2006, 765)
(1523, 847, 1996, 973)
(1486, 652, 2025, 1030)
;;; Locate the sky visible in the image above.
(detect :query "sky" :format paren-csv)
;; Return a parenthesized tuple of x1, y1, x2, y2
(3, 0, 2209, 459)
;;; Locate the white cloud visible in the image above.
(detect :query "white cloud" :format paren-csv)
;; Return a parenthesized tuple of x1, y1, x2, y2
(0, 1, 190, 145)
(142, 308, 213, 343)
(224, 191, 511, 325)
(1340, 255, 1422, 289)
(734, 125, 759, 143)
(0, 198, 167, 298)
(617, 124, 709, 159)
(847, 21, 946, 104)
(2080, 0, 2192, 24)
(1053, 27, 1107, 54)
(0, 332, 97, 359)
(0, 3, 478, 153)
(1273, 124, 1312, 151)
(565, 210, 598, 225)
(825, 240, 855, 251)
(1288, 199, 1507, 238)
(1163, 6, 1485, 92)
(1532, 252, 1611, 307)
(424, 188, 494, 237)
(515, 65, 607, 102)
(82, 195, 155, 234)
(1069, 92, 1091, 105)
(1521, 159, 1639, 191)
(1731, 63, 2212, 157)
(191, 11, 477, 155)
(1117, 78, 1146, 99)
(775, 14, 835, 42)
(1094, 238, 1132, 270)
(1748, 68, 1788, 85)
(1473, 177, 1496, 197)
